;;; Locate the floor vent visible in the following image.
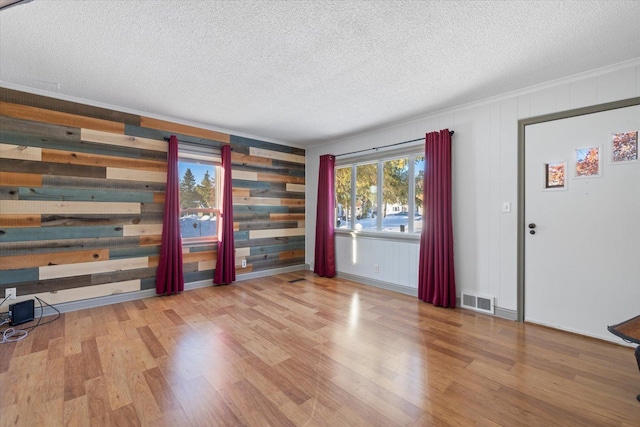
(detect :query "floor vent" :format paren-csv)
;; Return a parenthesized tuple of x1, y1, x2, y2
(288, 278, 305, 283)
(461, 292, 494, 314)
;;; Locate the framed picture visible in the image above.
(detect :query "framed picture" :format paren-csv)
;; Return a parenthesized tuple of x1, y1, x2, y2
(544, 161, 567, 190)
(574, 146, 602, 178)
(611, 130, 638, 164)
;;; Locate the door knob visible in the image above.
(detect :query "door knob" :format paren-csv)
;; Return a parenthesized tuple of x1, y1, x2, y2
(528, 223, 536, 229)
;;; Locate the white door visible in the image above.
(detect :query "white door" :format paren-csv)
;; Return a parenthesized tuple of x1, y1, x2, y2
(524, 104, 640, 342)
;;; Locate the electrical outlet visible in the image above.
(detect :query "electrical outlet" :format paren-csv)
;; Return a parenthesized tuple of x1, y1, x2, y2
(5, 288, 16, 300)
(241, 259, 247, 268)
(374, 264, 379, 274)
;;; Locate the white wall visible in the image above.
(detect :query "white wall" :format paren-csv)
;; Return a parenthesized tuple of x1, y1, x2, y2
(306, 59, 640, 313)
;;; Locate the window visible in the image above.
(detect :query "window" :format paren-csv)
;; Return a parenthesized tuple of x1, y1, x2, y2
(178, 151, 221, 243)
(335, 152, 424, 234)
(335, 166, 351, 229)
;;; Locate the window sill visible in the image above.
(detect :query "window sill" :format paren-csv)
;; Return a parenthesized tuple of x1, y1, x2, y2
(334, 229, 420, 242)
(181, 237, 218, 248)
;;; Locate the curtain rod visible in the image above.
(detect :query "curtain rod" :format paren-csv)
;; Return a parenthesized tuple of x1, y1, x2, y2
(163, 136, 229, 150)
(334, 130, 454, 158)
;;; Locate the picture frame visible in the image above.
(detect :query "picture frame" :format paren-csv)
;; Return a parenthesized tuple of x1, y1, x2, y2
(611, 130, 638, 164)
(543, 160, 567, 190)
(574, 145, 602, 178)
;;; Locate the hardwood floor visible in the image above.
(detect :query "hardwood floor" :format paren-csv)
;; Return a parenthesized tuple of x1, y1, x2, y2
(1, 271, 639, 426)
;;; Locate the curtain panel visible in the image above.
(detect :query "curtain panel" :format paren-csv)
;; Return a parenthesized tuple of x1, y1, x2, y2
(418, 129, 456, 307)
(214, 144, 236, 285)
(314, 154, 336, 277)
(156, 135, 185, 295)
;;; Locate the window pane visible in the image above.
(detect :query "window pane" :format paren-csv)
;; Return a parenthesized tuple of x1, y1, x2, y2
(382, 158, 409, 232)
(178, 160, 218, 240)
(335, 167, 352, 229)
(414, 155, 425, 233)
(355, 163, 378, 231)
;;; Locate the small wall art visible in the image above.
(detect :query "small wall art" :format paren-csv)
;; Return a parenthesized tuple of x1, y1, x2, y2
(611, 130, 638, 163)
(574, 146, 602, 178)
(544, 160, 566, 190)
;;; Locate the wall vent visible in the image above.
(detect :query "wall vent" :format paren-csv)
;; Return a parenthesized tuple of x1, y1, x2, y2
(461, 292, 494, 314)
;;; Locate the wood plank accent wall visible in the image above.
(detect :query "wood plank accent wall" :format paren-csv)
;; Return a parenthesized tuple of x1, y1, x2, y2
(0, 89, 305, 306)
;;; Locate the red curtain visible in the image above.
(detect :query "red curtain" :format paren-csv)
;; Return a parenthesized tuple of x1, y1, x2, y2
(418, 129, 456, 307)
(314, 154, 336, 277)
(214, 144, 236, 285)
(156, 135, 184, 295)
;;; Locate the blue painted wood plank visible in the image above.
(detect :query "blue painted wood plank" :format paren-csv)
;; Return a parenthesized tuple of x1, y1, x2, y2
(232, 179, 271, 190)
(0, 226, 124, 242)
(0, 268, 38, 285)
(18, 187, 155, 203)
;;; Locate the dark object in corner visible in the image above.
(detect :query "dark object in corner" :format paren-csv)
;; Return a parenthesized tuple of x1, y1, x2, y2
(9, 299, 35, 326)
(608, 315, 640, 403)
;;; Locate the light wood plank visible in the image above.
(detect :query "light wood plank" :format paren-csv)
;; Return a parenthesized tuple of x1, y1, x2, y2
(0, 200, 140, 215)
(249, 228, 305, 239)
(235, 247, 250, 257)
(198, 260, 216, 271)
(80, 128, 167, 152)
(0, 143, 42, 161)
(106, 167, 166, 183)
(0, 101, 124, 134)
(285, 183, 305, 192)
(39, 257, 148, 280)
(122, 224, 163, 237)
(250, 147, 305, 164)
(232, 170, 258, 181)
(139, 116, 230, 143)
(233, 196, 281, 206)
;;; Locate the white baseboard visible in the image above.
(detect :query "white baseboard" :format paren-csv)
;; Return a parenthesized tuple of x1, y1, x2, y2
(335, 272, 418, 297)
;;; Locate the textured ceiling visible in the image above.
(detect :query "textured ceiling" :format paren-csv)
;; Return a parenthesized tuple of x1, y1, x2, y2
(1, 1, 639, 147)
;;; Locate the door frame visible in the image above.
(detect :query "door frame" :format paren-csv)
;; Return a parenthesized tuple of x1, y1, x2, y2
(516, 96, 640, 322)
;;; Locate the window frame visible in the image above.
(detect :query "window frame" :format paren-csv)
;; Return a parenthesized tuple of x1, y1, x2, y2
(178, 149, 221, 246)
(335, 145, 424, 239)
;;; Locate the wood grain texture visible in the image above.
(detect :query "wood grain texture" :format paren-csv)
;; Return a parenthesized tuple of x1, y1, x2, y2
(105, 167, 166, 183)
(41, 149, 167, 172)
(0, 143, 42, 161)
(0, 200, 140, 215)
(0, 214, 41, 228)
(285, 183, 305, 192)
(0, 101, 125, 134)
(1, 272, 638, 426)
(39, 257, 148, 280)
(0, 248, 109, 270)
(250, 147, 305, 164)
(249, 228, 305, 239)
(0, 87, 140, 126)
(0, 171, 42, 187)
(80, 129, 166, 152)
(139, 116, 230, 143)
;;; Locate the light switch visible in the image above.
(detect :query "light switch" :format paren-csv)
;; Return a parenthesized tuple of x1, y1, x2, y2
(502, 202, 511, 213)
